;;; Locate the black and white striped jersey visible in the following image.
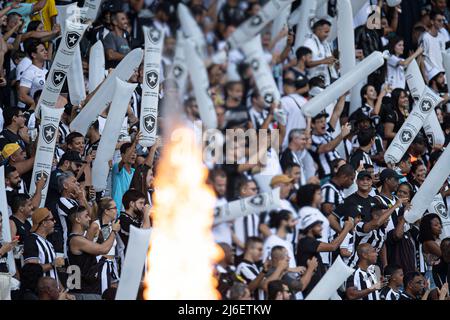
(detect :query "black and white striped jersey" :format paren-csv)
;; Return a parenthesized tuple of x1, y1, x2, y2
(380, 286, 401, 300)
(321, 180, 345, 209)
(346, 267, 381, 300)
(233, 214, 260, 256)
(23, 233, 58, 280)
(311, 125, 341, 178)
(56, 197, 79, 258)
(347, 222, 387, 268)
(373, 193, 402, 233)
(236, 259, 264, 300)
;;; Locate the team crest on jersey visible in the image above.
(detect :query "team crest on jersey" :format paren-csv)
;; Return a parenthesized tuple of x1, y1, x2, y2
(264, 93, 274, 104)
(420, 98, 433, 113)
(42, 124, 57, 144)
(214, 207, 222, 219)
(173, 65, 183, 78)
(145, 70, 159, 89)
(52, 70, 66, 87)
(426, 133, 434, 147)
(249, 194, 265, 207)
(35, 170, 49, 188)
(148, 27, 162, 43)
(435, 203, 447, 218)
(251, 15, 263, 27)
(39, 80, 44, 86)
(143, 114, 156, 133)
(251, 59, 259, 71)
(66, 31, 81, 49)
(399, 129, 414, 144)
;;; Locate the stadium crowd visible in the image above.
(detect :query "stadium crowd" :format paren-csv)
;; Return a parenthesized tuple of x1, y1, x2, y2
(1, 0, 450, 300)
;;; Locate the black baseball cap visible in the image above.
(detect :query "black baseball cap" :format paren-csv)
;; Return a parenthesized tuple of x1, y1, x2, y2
(370, 202, 389, 213)
(60, 151, 86, 164)
(334, 202, 362, 219)
(379, 168, 403, 183)
(357, 170, 372, 180)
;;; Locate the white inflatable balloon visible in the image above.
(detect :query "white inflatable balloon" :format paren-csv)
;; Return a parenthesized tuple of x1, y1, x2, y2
(303, 51, 386, 117)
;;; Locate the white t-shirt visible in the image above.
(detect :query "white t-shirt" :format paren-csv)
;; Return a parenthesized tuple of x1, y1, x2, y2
(422, 31, 445, 73)
(16, 57, 32, 82)
(19, 64, 47, 108)
(303, 34, 333, 85)
(263, 234, 296, 269)
(340, 232, 354, 265)
(386, 54, 405, 90)
(298, 206, 331, 265)
(212, 197, 232, 246)
(280, 93, 307, 150)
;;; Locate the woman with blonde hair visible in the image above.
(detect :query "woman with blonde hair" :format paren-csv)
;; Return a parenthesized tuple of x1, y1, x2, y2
(86, 197, 119, 294)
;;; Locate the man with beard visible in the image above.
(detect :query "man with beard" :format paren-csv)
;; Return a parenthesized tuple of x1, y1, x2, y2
(67, 206, 120, 296)
(342, 171, 377, 222)
(428, 69, 450, 102)
(23, 208, 64, 281)
(297, 211, 354, 296)
(4, 164, 45, 211)
(263, 210, 297, 269)
(399, 272, 427, 300)
(112, 141, 137, 213)
(117, 189, 151, 268)
(46, 151, 85, 210)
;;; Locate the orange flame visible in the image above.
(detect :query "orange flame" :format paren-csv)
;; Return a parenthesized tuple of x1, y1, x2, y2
(144, 126, 224, 299)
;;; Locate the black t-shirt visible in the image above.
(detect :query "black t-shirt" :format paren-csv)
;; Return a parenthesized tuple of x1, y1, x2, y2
(386, 229, 417, 275)
(349, 148, 372, 170)
(343, 193, 376, 222)
(45, 168, 64, 209)
(0, 243, 8, 273)
(9, 216, 31, 245)
(296, 236, 326, 296)
(0, 128, 26, 150)
(118, 212, 142, 252)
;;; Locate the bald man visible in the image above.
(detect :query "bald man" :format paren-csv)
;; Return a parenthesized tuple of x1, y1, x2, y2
(346, 244, 384, 300)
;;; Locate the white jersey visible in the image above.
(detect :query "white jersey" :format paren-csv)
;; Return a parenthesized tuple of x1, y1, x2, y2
(386, 54, 406, 90)
(16, 57, 32, 82)
(421, 31, 445, 73)
(19, 64, 47, 108)
(280, 93, 307, 150)
(263, 234, 296, 269)
(303, 34, 334, 85)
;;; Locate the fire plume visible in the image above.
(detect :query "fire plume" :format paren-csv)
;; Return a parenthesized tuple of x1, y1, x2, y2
(144, 126, 223, 299)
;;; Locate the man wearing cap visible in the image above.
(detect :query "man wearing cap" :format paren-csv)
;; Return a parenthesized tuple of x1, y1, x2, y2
(296, 212, 354, 296)
(1, 142, 35, 176)
(46, 150, 85, 210)
(310, 94, 350, 181)
(342, 171, 378, 223)
(374, 168, 405, 232)
(280, 74, 308, 150)
(23, 208, 64, 281)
